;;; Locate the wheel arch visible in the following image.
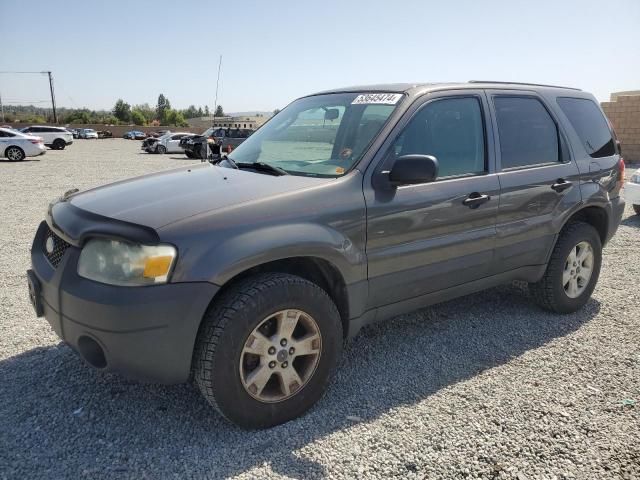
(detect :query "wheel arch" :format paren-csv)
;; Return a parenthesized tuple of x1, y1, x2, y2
(4, 144, 25, 159)
(560, 204, 608, 245)
(207, 256, 351, 339)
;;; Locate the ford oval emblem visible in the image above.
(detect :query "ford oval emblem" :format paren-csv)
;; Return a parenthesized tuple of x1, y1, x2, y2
(45, 236, 55, 254)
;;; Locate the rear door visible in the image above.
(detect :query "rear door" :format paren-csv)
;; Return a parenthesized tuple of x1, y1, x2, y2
(364, 90, 500, 307)
(167, 134, 186, 152)
(487, 91, 581, 273)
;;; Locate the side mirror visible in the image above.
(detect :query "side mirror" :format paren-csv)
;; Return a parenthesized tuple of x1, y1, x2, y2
(388, 155, 438, 186)
(324, 109, 340, 121)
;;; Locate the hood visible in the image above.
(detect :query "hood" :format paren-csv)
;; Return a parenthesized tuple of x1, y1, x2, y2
(69, 163, 327, 229)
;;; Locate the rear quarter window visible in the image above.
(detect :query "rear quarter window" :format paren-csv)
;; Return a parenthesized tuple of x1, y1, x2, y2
(557, 97, 615, 158)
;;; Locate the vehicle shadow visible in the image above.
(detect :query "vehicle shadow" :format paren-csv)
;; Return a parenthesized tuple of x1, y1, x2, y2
(620, 212, 639, 227)
(0, 285, 600, 479)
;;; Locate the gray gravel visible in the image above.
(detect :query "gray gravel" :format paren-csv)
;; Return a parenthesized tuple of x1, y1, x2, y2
(1, 139, 639, 479)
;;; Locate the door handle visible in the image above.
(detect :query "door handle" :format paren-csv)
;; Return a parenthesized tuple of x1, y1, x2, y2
(551, 179, 573, 193)
(462, 192, 491, 209)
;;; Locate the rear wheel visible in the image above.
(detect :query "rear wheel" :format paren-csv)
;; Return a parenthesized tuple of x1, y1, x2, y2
(185, 151, 196, 159)
(157, 145, 167, 154)
(194, 273, 343, 429)
(5, 146, 25, 161)
(530, 222, 602, 313)
(52, 139, 66, 150)
(633, 205, 640, 215)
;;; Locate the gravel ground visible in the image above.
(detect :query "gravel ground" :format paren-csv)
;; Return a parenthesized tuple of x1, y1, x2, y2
(1, 139, 639, 479)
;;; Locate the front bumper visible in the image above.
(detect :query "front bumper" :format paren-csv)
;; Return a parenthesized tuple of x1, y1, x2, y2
(623, 181, 640, 206)
(29, 221, 219, 384)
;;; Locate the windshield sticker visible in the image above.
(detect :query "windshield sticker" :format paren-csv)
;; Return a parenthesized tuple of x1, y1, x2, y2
(352, 93, 402, 105)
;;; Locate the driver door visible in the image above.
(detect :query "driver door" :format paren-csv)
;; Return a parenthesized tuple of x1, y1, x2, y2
(364, 91, 500, 308)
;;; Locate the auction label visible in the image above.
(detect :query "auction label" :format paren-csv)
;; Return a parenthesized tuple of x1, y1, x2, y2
(352, 93, 403, 105)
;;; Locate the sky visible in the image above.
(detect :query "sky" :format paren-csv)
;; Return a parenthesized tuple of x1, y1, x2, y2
(1, 0, 639, 113)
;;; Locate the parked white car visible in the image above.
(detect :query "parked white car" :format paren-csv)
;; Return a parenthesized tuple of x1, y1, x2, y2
(0, 127, 46, 161)
(624, 167, 640, 215)
(155, 132, 194, 154)
(79, 128, 99, 139)
(20, 125, 73, 150)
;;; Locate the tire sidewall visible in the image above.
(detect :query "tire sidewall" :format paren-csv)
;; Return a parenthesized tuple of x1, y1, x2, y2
(550, 223, 602, 312)
(158, 145, 166, 154)
(202, 278, 343, 428)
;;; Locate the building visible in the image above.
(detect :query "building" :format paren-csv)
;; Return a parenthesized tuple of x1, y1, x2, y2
(601, 91, 640, 163)
(187, 115, 269, 132)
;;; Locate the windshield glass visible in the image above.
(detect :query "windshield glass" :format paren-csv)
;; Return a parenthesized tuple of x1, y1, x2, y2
(228, 92, 402, 177)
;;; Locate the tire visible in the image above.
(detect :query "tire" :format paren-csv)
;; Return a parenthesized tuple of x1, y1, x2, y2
(52, 139, 66, 150)
(194, 273, 343, 429)
(5, 146, 25, 161)
(529, 221, 602, 313)
(185, 151, 196, 159)
(634, 205, 640, 215)
(157, 145, 167, 154)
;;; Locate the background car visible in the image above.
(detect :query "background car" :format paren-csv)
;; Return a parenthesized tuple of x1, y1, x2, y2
(123, 130, 146, 140)
(155, 132, 194, 154)
(20, 126, 73, 150)
(180, 127, 252, 159)
(79, 128, 98, 139)
(0, 127, 46, 161)
(624, 167, 640, 215)
(141, 136, 159, 153)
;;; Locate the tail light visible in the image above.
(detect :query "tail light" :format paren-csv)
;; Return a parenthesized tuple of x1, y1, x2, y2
(30, 137, 44, 144)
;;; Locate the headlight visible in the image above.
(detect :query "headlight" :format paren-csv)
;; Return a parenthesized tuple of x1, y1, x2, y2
(78, 238, 177, 286)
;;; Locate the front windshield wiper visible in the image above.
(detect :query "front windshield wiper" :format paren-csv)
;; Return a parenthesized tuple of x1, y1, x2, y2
(236, 161, 289, 176)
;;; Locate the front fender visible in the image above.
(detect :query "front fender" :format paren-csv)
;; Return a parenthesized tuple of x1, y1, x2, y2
(170, 222, 366, 287)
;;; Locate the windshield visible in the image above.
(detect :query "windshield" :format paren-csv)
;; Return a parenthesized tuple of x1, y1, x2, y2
(227, 92, 402, 177)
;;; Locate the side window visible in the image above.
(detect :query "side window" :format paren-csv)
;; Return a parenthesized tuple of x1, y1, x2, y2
(494, 96, 559, 168)
(392, 97, 486, 178)
(557, 97, 615, 158)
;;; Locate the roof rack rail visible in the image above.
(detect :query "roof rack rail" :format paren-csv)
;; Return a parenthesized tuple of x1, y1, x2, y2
(468, 80, 581, 91)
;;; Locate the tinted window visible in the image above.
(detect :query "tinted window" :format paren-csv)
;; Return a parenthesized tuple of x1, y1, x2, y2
(392, 97, 486, 178)
(494, 97, 559, 168)
(557, 97, 615, 158)
(0, 130, 16, 137)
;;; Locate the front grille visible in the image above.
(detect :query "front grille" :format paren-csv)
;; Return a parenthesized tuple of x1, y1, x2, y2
(44, 227, 71, 268)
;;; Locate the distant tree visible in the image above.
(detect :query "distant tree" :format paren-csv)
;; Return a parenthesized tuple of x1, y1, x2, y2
(164, 109, 188, 127)
(113, 99, 131, 123)
(132, 103, 155, 124)
(131, 109, 146, 125)
(197, 106, 204, 117)
(214, 105, 224, 117)
(183, 105, 199, 119)
(273, 108, 281, 116)
(156, 94, 171, 123)
(204, 105, 210, 116)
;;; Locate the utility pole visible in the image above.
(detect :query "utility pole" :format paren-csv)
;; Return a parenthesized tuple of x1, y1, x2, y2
(45, 71, 57, 124)
(213, 55, 222, 126)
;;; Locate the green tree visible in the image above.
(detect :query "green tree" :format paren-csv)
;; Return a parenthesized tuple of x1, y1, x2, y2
(204, 105, 210, 116)
(273, 108, 281, 116)
(113, 99, 131, 123)
(132, 103, 155, 124)
(156, 94, 171, 123)
(214, 105, 224, 117)
(164, 109, 188, 127)
(131, 109, 146, 125)
(197, 106, 204, 117)
(183, 105, 199, 119)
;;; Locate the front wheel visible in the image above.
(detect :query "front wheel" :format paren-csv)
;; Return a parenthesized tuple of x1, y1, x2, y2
(157, 145, 167, 154)
(634, 204, 640, 215)
(530, 221, 602, 313)
(185, 151, 196, 159)
(194, 273, 343, 429)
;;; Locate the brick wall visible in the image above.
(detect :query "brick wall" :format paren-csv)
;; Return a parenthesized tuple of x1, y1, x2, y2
(601, 92, 640, 163)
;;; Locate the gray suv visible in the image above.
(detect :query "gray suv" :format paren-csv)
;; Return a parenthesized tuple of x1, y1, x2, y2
(28, 82, 625, 428)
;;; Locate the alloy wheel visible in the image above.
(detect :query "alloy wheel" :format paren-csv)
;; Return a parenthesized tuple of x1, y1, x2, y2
(563, 241, 594, 298)
(239, 309, 322, 403)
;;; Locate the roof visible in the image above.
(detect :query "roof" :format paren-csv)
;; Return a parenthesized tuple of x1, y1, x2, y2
(309, 81, 582, 97)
